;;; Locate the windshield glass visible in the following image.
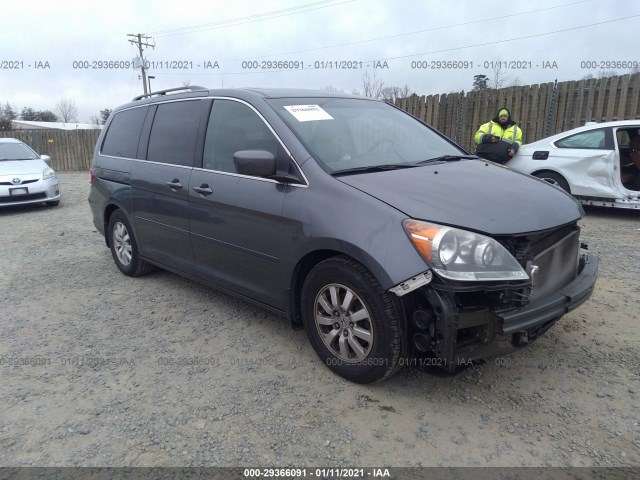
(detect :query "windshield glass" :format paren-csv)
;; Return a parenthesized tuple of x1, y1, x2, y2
(267, 97, 466, 173)
(0, 142, 39, 161)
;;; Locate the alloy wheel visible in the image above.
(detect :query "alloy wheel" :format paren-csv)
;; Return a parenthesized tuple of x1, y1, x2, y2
(112, 221, 132, 266)
(314, 283, 374, 362)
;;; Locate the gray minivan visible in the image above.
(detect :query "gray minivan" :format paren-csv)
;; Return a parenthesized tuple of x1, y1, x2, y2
(89, 87, 598, 384)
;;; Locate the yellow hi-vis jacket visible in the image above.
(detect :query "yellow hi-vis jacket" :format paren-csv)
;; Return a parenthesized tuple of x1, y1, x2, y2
(474, 120, 522, 147)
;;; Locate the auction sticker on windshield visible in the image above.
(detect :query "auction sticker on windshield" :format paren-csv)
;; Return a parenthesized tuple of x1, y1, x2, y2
(283, 104, 333, 122)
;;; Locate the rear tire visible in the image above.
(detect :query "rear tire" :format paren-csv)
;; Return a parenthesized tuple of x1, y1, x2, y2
(301, 255, 403, 384)
(533, 171, 570, 193)
(107, 210, 154, 277)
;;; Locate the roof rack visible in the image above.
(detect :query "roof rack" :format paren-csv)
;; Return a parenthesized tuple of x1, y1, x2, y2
(132, 86, 208, 101)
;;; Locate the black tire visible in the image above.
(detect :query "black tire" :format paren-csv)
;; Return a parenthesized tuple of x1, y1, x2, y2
(45, 200, 60, 206)
(533, 171, 571, 193)
(301, 255, 403, 384)
(107, 210, 154, 277)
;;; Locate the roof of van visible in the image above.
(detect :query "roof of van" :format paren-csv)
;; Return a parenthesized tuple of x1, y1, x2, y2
(125, 86, 363, 106)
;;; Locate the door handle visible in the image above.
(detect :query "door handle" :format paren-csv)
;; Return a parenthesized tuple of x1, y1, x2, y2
(166, 179, 183, 189)
(192, 184, 213, 196)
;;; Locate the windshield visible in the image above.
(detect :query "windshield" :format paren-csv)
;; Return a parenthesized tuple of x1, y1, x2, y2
(267, 97, 466, 173)
(0, 142, 40, 161)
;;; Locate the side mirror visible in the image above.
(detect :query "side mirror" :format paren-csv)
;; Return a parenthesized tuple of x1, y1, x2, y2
(41, 155, 51, 163)
(233, 150, 276, 177)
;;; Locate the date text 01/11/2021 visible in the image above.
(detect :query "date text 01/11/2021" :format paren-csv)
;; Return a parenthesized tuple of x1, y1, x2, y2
(243, 468, 391, 478)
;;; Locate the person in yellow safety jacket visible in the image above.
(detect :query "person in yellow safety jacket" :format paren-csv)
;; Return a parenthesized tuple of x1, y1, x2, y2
(474, 107, 523, 164)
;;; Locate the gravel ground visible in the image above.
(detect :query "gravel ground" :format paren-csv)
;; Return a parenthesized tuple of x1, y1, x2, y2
(1, 172, 639, 468)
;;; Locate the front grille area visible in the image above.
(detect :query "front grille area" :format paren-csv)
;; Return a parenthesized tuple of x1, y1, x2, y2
(498, 224, 577, 265)
(497, 223, 580, 303)
(0, 192, 47, 203)
(0, 179, 39, 186)
(528, 230, 580, 301)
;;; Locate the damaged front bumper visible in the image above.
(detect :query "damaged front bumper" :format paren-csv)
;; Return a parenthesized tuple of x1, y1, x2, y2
(498, 253, 598, 334)
(402, 253, 598, 370)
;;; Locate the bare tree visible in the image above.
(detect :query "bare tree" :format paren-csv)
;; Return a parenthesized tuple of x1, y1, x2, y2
(182, 78, 192, 87)
(55, 98, 78, 123)
(399, 84, 411, 98)
(597, 70, 617, 78)
(583, 70, 618, 80)
(380, 87, 396, 102)
(360, 70, 385, 99)
(490, 65, 511, 90)
(509, 76, 523, 87)
(381, 84, 413, 103)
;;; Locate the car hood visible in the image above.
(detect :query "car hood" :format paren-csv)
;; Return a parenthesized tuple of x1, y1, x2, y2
(337, 160, 582, 235)
(0, 159, 46, 175)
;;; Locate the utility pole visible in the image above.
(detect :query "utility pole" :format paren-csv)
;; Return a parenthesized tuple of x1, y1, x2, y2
(127, 33, 154, 95)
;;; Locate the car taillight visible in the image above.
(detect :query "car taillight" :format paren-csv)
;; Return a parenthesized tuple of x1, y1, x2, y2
(89, 167, 94, 184)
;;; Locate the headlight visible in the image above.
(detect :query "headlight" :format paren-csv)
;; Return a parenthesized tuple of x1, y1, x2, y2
(43, 167, 55, 180)
(402, 219, 528, 282)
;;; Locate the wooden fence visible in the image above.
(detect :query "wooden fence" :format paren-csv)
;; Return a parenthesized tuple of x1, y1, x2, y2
(0, 129, 100, 171)
(396, 73, 640, 151)
(1, 73, 638, 169)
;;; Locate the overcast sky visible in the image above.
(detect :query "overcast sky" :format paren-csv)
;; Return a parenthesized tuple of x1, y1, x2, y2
(1, 0, 638, 122)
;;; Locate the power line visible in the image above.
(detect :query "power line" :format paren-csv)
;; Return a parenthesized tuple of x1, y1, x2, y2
(146, 14, 640, 77)
(228, 0, 590, 61)
(366, 14, 640, 63)
(149, 0, 355, 37)
(149, 0, 344, 34)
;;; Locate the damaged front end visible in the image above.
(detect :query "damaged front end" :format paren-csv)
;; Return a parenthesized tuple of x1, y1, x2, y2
(393, 222, 599, 372)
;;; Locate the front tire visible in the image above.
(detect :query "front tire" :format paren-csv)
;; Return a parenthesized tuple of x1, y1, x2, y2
(107, 210, 154, 277)
(301, 255, 403, 384)
(534, 171, 571, 193)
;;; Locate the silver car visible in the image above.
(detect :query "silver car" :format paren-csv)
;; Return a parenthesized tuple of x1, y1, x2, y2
(0, 138, 60, 207)
(507, 120, 640, 210)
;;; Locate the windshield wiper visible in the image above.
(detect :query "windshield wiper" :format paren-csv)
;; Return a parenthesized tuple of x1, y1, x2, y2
(332, 164, 419, 176)
(416, 154, 477, 165)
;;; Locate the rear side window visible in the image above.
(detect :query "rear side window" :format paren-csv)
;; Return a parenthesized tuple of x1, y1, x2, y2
(555, 128, 607, 149)
(101, 107, 148, 158)
(147, 100, 201, 166)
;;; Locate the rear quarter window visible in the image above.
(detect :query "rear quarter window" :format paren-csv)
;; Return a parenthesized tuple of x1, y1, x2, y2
(101, 107, 148, 158)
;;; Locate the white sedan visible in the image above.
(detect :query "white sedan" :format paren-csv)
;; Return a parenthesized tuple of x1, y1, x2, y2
(507, 120, 640, 210)
(0, 138, 60, 207)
